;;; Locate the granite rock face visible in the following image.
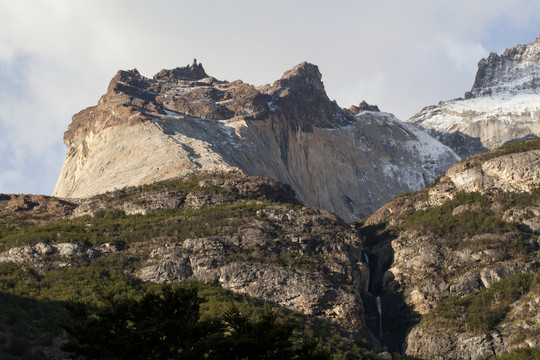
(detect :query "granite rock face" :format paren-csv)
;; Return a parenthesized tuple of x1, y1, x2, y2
(446, 150, 540, 194)
(53, 61, 458, 220)
(409, 35, 540, 158)
(468, 36, 540, 98)
(135, 203, 367, 336)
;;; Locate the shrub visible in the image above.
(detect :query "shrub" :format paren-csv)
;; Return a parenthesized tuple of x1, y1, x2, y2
(0, 200, 273, 251)
(483, 347, 540, 360)
(397, 192, 525, 250)
(432, 273, 534, 333)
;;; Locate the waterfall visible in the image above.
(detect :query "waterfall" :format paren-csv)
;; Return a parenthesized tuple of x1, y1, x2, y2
(376, 296, 382, 339)
(364, 253, 383, 339)
(363, 253, 370, 288)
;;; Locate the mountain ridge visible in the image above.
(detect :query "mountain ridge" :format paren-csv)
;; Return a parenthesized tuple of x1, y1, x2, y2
(53, 61, 458, 220)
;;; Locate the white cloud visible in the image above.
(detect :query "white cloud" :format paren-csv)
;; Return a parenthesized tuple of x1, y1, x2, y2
(0, 0, 538, 195)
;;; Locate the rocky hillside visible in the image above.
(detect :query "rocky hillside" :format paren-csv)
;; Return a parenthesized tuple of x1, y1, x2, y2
(2, 142, 540, 359)
(409, 35, 540, 158)
(1, 172, 399, 359)
(361, 138, 540, 359)
(53, 60, 458, 220)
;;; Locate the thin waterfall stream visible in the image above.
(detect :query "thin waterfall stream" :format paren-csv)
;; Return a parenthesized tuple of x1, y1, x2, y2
(376, 296, 382, 339)
(363, 253, 383, 340)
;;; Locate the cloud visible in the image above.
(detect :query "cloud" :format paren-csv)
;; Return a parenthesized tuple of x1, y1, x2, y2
(0, 0, 539, 195)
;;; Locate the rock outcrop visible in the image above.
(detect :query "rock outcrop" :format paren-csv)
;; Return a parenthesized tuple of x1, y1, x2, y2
(3, 143, 540, 359)
(349, 100, 380, 114)
(445, 150, 540, 194)
(53, 61, 458, 220)
(0, 194, 76, 223)
(409, 35, 540, 158)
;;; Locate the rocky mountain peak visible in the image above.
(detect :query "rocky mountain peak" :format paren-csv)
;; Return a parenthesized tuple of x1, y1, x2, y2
(106, 68, 153, 98)
(262, 61, 353, 130)
(348, 101, 380, 114)
(276, 62, 325, 93)
(466, 34, 540, 98)
(54, 61, 458, 221)
(153, 59, 209, 82)
(501, 34, 540, 62)
(409, 35, 540, 159)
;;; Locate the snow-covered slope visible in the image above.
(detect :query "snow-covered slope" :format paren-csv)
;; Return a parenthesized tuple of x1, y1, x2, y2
(409, 35, 540, 158)
(54, 62, 458, 220)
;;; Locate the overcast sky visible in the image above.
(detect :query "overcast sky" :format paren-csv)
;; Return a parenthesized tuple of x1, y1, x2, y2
(0, 0, 539, 195)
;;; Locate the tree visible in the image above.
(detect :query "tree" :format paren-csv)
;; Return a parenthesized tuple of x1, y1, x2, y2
(61, 284, 329, 360)
(61, 285, 222, 359)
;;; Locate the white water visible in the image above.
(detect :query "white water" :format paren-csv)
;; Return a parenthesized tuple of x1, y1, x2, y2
(376, 296, 382, 339)
(363, 253, 370, 287)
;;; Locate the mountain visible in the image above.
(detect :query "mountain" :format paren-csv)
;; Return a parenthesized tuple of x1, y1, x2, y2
(53, 61, 458, 220)
(408, 35, 540, 159)
(361, 138, 540, 359)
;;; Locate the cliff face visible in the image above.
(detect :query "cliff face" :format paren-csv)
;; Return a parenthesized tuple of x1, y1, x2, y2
(469, 36, 540, 97)
(409, 35, 540, 158)
(53, 61, 458, 220)
(362, 138, 540, 359)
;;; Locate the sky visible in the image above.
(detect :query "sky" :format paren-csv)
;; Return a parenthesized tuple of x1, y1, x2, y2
(0, 0, 539, 196)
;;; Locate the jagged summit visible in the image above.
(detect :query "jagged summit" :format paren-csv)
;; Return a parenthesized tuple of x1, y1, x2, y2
(466, 34, 540, 98)
(54, 61, 458, 220)
(348, 101, 380, 114)
(154, 59, 209, 82)
(275, 62, 325, 92)
(263, 61, 353, 130)
(409, 35, 540, 158)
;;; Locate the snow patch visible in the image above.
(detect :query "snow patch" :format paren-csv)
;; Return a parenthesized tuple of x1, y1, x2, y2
(410, 93, 540, 133)
(164, 109, 180, 117)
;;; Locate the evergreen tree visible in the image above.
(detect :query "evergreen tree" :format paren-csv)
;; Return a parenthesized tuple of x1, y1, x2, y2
(61, 284, 329, 360)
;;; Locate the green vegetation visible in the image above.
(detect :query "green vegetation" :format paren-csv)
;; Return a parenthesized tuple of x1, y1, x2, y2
(484, 137, 540, 161)
(97, 174, 231, 202)
(359, 188, 537, 253)
(0, 259, 372, 359)
(61, 284, 330, 360)
(0, 173, 298, 252)
(431, 273, 535, 333)
(0, 175, 370, 359)
(0, 200, 274, 251)
(482, 347, 540, 360)
(0, 259, 150, 359)
(493, 186, 540, 212)
(396, 192, 530, 251)
(126, 176, 203, 193)
(460, 137, 540, 170)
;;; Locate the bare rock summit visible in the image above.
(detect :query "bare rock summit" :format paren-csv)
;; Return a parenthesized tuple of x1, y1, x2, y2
(54, 61, 458, 220)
